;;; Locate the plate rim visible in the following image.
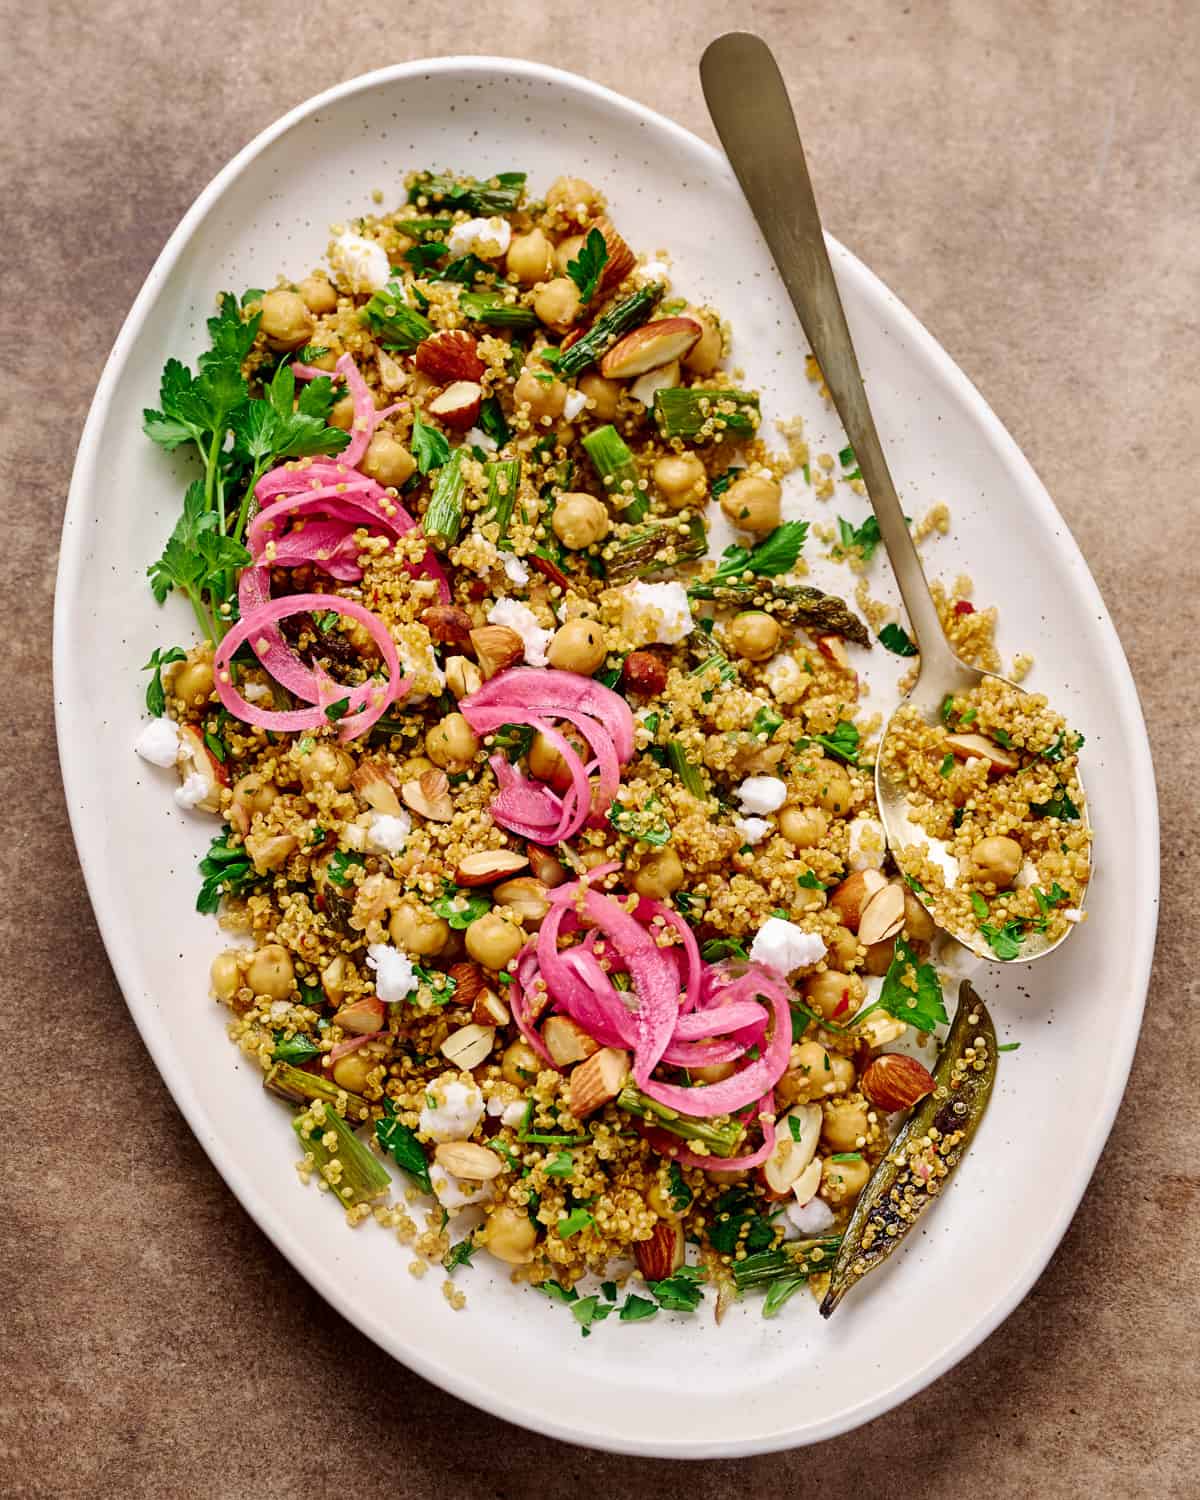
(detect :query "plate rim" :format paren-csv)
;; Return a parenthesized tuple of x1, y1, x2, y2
(53, 53, 1160, 1457)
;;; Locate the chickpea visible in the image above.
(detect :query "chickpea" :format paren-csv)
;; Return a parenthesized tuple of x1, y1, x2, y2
(466, 911, 524, 970)
(545, 175, 599, 224)
(779, 805, 828, 849)
(802, 969, 863, 1023)
(554, 233, 586, 275)
(648, 1177, 686, 1220)
(361, 433, 415, 489)
(820, 1152, 871, 1206)
(506, 228, 554, 284)
(298, 275, 338, 315)
(333, 1042, 386, 1093)
(321, 954, 348, 1005)
(299, 743, 355, 791)
(547, 617, 607, 675)
(551, 491, 610, 550)
(514, 368, 567, 422)
(863, 938, 897, 977)
(425, 712, 480, 773)
(246, 944, 294, 1002)
(578, 371, 621, 421)
(210, 950, 242, 1003)
(501, 1040, 541, 1086)
(822, 1097, 870, 1154)
(399, 754, 435, 780)
(653, 452, 707, 510)
(814, 766, 854, 817)
(630, 848, 685, 899)
(389, 901, 450, 957)
(783, 1040, 835, 1103)
(793, 881, 826, 913)
(330, 393, 356, 430)
(682, 307, 722, 375)
(528, 730, 569, 789)
(727, 611, 781, 662)
(260, 288, 313, 351)
(969, 835, 1024, 891)
(484, 1205, 538, 1265)
(827, 923, 860, 971)
(690, 1057, 737, 1085)
(532, 276, 582, 330)
(830, 1055, 856, 1094)
(902, 886, 936, 942)
(720, 473, 781, 534)
(232, 772, 277, 825)
(173, 654, 214, 704)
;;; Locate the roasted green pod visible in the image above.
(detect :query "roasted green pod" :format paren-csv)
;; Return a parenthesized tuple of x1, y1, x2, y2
(819, 979, 997, 1316)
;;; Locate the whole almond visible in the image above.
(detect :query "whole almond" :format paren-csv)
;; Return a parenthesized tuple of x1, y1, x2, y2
(420, 604, 475, 651)
(543, 1015, 599, 1067)
(455, 848, 529, 886)
(493, 875, 550, 925)
(861, 1053, 936, 1113)
(829, 868, 888, 932)
(526, 845, 569, 887)
(402, 767, 454, 822)
(589, 215, 636, 295)
(427, 379, 483, 430)
(434, 1140, 505, 1180)
(857, 882, 907, 947)
(635, 1220, 684, 1281)
(599, 317, 703, 380)
(447, 960, 486, 1011)
(945, 731, 1020, 774)
(470, 624, 525, 679)
(567, 1047, 628, 1117)
(414, 329, 484, 383)
(445, 655, 483, 700)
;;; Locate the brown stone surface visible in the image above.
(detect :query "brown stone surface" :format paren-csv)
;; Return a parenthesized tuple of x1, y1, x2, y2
(2, 1, 1197, 1494)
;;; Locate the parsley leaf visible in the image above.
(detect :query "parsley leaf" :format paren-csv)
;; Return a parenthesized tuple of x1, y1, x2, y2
(812, 720, 860, 765)
(710, 466, 741, 499)
(666, 1162, 693, 1214)
(1033, 882, 1069, 913)
(875, 935, 950, 1032)
(196, 826, 261, 914)
(492, 722, 536, 763)
(272, 1033, 321, 1065)
(706, 521, 808, 586)
(479, 395, 510, 448)
(142, 646, 186, 715)
(443, 1238, 477, 1273)
(750, 704, 783, 739)
(971, 891, 989, 921)
(556, 1208, 594, 1239)
(376, 1105, 432, 1193)
(878, 622, 918, 657)
(836, 514, 881, 562)
(571, 1294, 614, 1337)
(430, 886, 493, 929)
(939, 752, 956, 777)
(1030, 787, 1080, 821)
(544, 1151, 575, 1178)
(707, 1188, 775, 1255)
(700, 937, 748, 962)
(796, 870, 826, 891)
(981, 919, 1026, 960)
(326, 850, 365, 887)
(619, 1293, 659, 1322)
(411, 414, 451, 474)
(646, 1264, 707, 1312)
(565, 227, 609, 303)
(608, 797, 671, 847)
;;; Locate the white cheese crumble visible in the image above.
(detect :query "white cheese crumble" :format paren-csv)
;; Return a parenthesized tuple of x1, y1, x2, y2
(368, 811, 412, 856)
(640, 260, 671, 282)
(430, 1163, 494, 1214)
(762, 653, 805, 703)
(733, 815, 771, 846)
(561, 388, 588, 422)
(329, 230, 391, 293)
(366, 943, 419, 1003)
(737, 776, 787, 815)
(618, 581, 694, 646)
(749, 917, 826, 975)
(447, 216, 512, 260)
(487, 598, 552, 666)
(464, 425, 498, 453)
(134, 717, 180, 768)
(173, 772, 210, 810)
(847, 815, 887, 871)
(243, 681, 273, 704)
(486, 1096, 528, 1127)
(419, 1076, 486, 1142)
(787, 1195, 835, 1235)
(502, 554, 530, 587)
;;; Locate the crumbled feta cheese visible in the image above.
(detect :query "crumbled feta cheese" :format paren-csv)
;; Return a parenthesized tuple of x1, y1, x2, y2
(631, 364, 679, 408)
(430, 1162, 494, 1214)
(419, 1076, 486, 1141)
(243, 681, 273, 704)
(447, 216, 512, 260)
(762, 653, 805, 703)
(737, 776, 787, 815)
(847, 815, 887, 871)
(464, 425, 498, 453)
(487, 598, 552, 666)
(787, 1195, 835, 1235)
(500, 1099, 527, 1127)
(1064, 908, 1084, 923)
(1014, 860, 1039, 890)
(749, 917, 826, 975)
(502, 554, 530, 587)
(173, 772, 210, 810)
(619, 581, 694, 646)
(366, 943, 419, 1003)
(368, 811, 412, 856)
(733, 816, 770, 846)
(641, 260, 671, 282)
(329, 230, 391, 293)
(134, 717, 180, 768)
(268, 999, 291, 1022)
(562, 388, 588, 422)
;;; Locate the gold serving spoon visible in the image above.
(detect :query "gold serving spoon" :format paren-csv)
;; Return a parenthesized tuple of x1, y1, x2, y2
(701, 31, 1089, 960)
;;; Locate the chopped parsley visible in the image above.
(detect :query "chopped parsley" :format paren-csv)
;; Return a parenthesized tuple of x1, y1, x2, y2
(430, 884, 492, 928)
(556, 1208, 594, 1240)
(666, 1162, 693, 1214)
(492, 722, 536, 762)
(410, 413, 451, 474)
(750, 704, 784, 739)
(970, 891, 989, 921)
(700, 937, 748, 962)
(700, 520, 808, 588)
(544, 1151, 576, 1178)
(326, 850, 365, 887)
(1030, 787, 1080, 821)
(571, 1295, 614, 1337)
(878, 622, 917, 657)
(608, 796, 671, 847)
(939, 752, 956, 777)
(618, 1294, 659, 1322)
(796, 870, 826, 891)
(981, 919, 1026, 961)
(142, 645, 186, 715)
(196, 827, 261, 914)
(375, 1103, 432, 1194)
(812, 719, 860, 765)
(271, 1033, 320, 1065)
(836, 514, 881, 562)
(646, 1264, 707, 1312)
(564, 226, 608, 303)
(443, 1238, 478, 1274)
(871, 935, 949, 1032)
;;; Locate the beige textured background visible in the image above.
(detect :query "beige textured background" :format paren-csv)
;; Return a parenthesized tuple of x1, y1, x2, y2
(3, 0, 1197, 1494)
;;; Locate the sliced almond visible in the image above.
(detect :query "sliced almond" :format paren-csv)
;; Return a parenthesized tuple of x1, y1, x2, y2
(334, 995, 385, 1035)
(469, 624, 525, 679)
(599, 317, 703, 379)
(439, 1022, 496, 1070)
(493, 876, 551, 926)
(761, 1104, 822, 1195)
(814, 633, 850, 670)
(857, 881, 907, 947)
(427, 379, 483, 430)
(543, 1015, 599, 1067)
(434, 1140, 505, 1180)
(244, 830, 298, 873)
(634, 1220, 684, 1281)
(526, 846, 569, 888)
(790, 1158, 823, 1207)
(473, 987, 511, 1027)
(567, 1047, 628, 1117)
(630, 358, 680, 408)
(945, 731, 1020, 774)
(350, 758, 402, 816)
(444, 655, 483, 700)
(401, 767, 454, 822)
(828, 868, 888, 932)
(455, 849, 529, 886)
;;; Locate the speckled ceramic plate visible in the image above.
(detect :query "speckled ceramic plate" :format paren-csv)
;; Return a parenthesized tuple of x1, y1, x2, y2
(54, 57, 1158, 1457)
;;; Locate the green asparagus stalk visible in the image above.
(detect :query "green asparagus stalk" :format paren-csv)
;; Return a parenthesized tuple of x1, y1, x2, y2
(684, 579, 871, 646)
(602, 515, 708, 580)
(292, 1100, 391, 1207)
(423, 447, 468, 549)
(616, 1086, 741, 1156)
(264, 1061, 370, 1123)
(666, 739, 708, 799)
(582, 425, 648, 522)
(458, 290, 538, 329)
(653, 387, 761, 443)
(483, 459, 522, 540)
(408, 170, 527, 215)
(360, 283, 434, 350)
(394, 215, 455, 237)
(557, 286, 662, 378)
(733, 1238, 844, 1292)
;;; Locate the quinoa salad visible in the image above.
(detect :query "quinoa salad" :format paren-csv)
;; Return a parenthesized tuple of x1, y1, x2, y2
(133, 167, 1032, 1329)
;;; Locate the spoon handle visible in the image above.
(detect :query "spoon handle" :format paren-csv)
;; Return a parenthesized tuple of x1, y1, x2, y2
(700, 31, 955, 670)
